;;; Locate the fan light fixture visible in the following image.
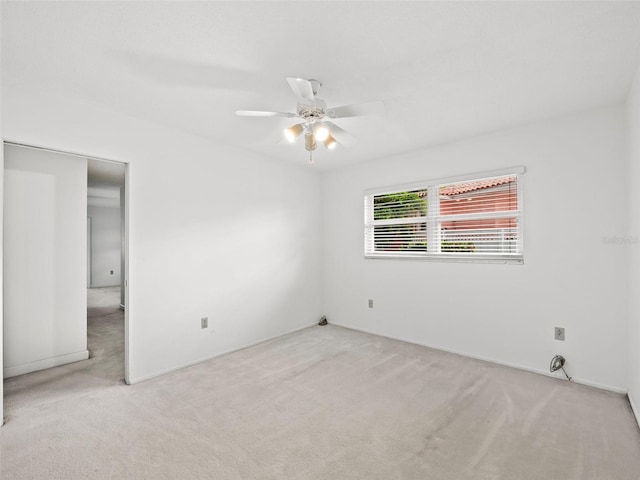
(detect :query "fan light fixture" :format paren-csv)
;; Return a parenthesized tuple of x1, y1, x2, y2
(284, 123, 304, 143)
(314, 124, 330, 142)
(324, 134, 337, 150)
(237, 77, 386, 164)
(286, 123, 333, 163)
(304, 133, 316, 152)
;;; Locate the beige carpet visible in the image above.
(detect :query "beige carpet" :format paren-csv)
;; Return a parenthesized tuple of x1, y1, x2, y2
(2, 286, 124, 417)
(2, 309, 640, 479)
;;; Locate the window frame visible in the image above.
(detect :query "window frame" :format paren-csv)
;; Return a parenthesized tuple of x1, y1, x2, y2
(364, 167, 525, 264)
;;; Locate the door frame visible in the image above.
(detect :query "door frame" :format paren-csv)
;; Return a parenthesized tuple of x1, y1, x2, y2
(87, 216, 92, 288)
(1, 141, 132, 425)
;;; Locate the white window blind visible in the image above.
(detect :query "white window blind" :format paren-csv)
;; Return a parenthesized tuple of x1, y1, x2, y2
(364, 169, 524, 262)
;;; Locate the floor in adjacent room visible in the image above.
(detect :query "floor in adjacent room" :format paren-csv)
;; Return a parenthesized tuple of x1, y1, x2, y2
(2, 285, 124, 423)
(2, 317, 640, 479)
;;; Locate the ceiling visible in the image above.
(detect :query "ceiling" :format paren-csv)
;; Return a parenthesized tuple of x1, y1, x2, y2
(3, 1, 640, 171)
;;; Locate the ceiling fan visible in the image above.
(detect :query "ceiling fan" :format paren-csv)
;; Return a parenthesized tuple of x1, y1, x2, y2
(236, 77, 385, 163)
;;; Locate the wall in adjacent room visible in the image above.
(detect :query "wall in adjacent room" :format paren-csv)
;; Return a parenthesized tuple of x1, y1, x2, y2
(322, 105, 628, 391)
(88, 202, 121, 287)
(627, 62, 640, 424)
(3, 144, 89, 378)
(1, 86, 323, 383)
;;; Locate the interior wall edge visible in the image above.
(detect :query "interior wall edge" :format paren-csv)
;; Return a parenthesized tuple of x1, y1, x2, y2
(626, 54, 640, 424)
(329, 322, 628, 395)
(629, 391, 640, 430)
(0, 140, 4, 425)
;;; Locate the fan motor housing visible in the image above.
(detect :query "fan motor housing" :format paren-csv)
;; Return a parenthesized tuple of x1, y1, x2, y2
(297, 98, 327, 120)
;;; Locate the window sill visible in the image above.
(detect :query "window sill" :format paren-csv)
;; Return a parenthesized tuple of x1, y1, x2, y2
(364, 253, 524, 264)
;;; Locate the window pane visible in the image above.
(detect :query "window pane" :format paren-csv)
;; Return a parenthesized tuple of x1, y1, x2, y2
(374, 222, 427, 252)
(439, 176, 517, 216)
(441, 218, 519, 254)
(374, 189, 427, 220)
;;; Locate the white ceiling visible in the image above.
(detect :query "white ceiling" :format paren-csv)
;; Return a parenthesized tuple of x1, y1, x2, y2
(3, 1, 640, 171)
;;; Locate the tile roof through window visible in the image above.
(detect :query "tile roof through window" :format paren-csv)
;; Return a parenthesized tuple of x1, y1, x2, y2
(439, 176, 516, 196)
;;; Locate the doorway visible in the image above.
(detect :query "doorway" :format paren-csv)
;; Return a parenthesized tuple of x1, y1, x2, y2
(87, 159, 126, 382)
(2, 142, 130, 421)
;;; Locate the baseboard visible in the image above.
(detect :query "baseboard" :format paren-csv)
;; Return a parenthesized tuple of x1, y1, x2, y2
(3, 349, 90, 379)
(629, 392, 640, 430)
(329, 322, 627, 395)
(127, 322, 319, 385)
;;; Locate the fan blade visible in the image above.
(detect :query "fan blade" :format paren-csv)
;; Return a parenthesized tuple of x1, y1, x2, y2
(236, 110, 297, 118)
(286, 77, 316, 106)
(324, 121, 356, 147)
(327, 101, 385, 119)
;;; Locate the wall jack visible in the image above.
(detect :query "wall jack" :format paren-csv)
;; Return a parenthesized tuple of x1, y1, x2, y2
(550, 355, 572, 381)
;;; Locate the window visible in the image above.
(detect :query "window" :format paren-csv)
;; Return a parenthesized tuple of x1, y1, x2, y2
(364, 168, 524, 263)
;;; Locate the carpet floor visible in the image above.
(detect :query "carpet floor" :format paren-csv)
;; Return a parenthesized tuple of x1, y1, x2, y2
(2, 286, 124, 418)
(2, 309, 640, 479)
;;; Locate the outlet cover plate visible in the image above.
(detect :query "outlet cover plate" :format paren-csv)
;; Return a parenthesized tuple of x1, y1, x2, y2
(554, 327, 565, 341)
(201, 317, 208, 329)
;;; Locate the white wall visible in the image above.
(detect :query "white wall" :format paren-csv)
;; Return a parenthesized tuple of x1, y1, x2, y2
(88, 203, 121, 287)
(1, 86, 323, 383)
(627, 63, 640, 423)
(322, 105, 629, 392)
(3, 144, 89, 378)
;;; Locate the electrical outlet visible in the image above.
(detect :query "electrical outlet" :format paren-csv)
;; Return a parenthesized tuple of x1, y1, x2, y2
(368, 299, 374, 308)
(201, 317, 208, 329)
(554, 327, 565, 341)
(110, 270, 114, 275)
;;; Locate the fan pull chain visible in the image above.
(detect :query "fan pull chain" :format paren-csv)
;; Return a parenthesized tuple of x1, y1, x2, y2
(308, 150, 314, 164)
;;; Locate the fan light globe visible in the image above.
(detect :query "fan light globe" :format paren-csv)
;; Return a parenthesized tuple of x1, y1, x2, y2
(314, 125, 330, 142)
(324, 135, 337, 150)
(284, 124, 304, 143)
